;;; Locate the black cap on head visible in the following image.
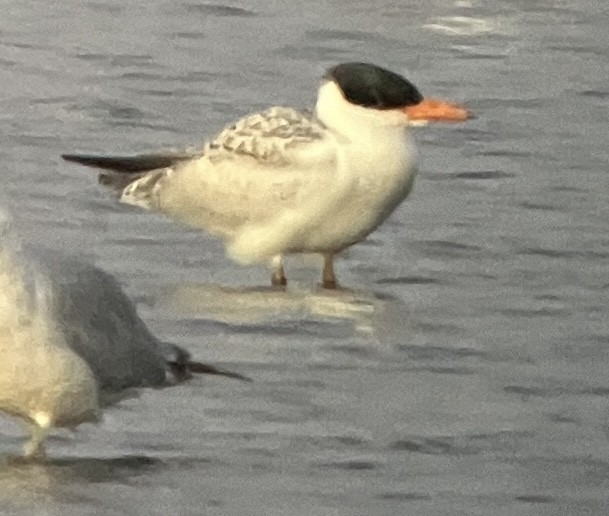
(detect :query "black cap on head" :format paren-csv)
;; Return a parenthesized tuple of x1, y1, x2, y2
(325, 62, 423, 109)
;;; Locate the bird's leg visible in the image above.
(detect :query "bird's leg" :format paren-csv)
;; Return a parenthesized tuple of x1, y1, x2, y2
(270, 255, 287, 287)
(322, 253, 338, 289)
(23, 414, 51, 459)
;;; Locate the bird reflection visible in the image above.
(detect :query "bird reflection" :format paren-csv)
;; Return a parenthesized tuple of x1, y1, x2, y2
(0, 454, 212, 511)
(158, 283, 407, 337)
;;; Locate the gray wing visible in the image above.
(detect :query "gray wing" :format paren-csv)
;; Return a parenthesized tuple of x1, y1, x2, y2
(61, 107, 332, 193)
(63, 108, 326, 169)
(62, 107, 340, 260)
(121, 108, 339, 243)
(26, 247, 168, 392)
(27, 248, 251, 388)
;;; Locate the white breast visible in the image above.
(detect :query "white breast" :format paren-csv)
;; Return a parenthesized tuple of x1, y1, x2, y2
(0, 252, 99, 428)
(281, 81, 417, 253)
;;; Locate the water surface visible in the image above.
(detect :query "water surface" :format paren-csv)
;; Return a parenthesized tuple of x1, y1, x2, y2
(1, 0, 608, 514)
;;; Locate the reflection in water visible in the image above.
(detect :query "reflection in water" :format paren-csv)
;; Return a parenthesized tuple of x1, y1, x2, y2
(423, 15, 507, 36)
(0, 454, 217, 512)
(158, 283, 407, 336)
(0, 455, 162, 511)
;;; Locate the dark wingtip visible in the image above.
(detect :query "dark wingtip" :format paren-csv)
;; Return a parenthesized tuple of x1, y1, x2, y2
(61, 153, 131, 171)
(61, 152, 187, 173)
(62, 153, 91, 164)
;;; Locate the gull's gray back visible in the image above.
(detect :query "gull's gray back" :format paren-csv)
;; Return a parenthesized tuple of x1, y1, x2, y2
(24, 247, 168, 393)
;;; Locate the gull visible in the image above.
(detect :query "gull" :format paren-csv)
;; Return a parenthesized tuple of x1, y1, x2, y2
(0, 212, 249, 458)
(62, 62, 469, 288)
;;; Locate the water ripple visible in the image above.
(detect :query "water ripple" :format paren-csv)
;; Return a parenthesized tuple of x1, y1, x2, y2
(412, 239, 483, 258)
(578, 90, 609, 99)
(306, 29, 376, 42)
(453, 170, 515, 180)
(317, 459, 378, 471)
(182, 3, 257, 17)
(518, 201, 559, 211)
(377, 491, 432, 501)
(504, 383, 609, 398)
(390, 430, 530, 457)
(518, 247, 609, 260)
(398, 344, 487, 361)
(515, 495, 556, 504)
(376, 275, 443, 286)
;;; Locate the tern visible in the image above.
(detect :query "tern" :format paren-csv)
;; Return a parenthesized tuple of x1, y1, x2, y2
(63, 62, 468, 288)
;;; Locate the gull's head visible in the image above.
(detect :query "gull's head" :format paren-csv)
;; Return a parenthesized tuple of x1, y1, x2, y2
(316, 62, 470, 131)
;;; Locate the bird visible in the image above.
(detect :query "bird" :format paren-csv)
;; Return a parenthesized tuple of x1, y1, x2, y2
(62, 62, 469, 289)
(0, 212, 249, 458)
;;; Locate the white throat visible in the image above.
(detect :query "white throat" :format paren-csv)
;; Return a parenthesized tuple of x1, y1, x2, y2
(314, 80, 410, 142)
(313, 79, 415, 174)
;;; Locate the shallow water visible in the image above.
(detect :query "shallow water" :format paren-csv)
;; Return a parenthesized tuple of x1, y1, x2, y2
(1, 0, 609, 514)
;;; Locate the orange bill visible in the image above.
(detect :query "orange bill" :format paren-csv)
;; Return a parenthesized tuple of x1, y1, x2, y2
(404, 98, 470, 122)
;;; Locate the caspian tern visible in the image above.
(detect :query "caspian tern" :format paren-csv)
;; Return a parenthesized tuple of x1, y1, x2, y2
(62, 62, 468, 288)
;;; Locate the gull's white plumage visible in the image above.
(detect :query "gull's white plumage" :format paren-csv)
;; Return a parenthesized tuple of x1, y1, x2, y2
(0, 246, 99, 457)
(0, 217, 99, 456)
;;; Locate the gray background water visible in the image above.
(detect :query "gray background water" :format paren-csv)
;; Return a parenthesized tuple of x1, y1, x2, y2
(1, 0, 608, 514)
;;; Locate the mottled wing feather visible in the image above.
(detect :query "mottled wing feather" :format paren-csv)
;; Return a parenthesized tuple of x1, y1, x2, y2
(203, 107, 328, 165)
(123, 107, 339, 236)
